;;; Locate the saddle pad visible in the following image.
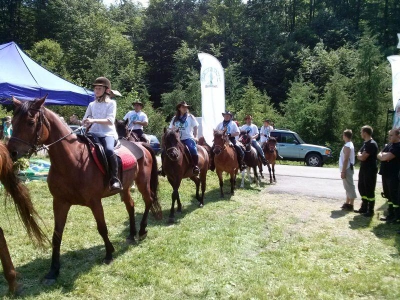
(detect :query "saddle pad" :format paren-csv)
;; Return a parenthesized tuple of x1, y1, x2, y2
(119, 139, 144, 160)
(90, 146, 106, 175)
(115, 146, 137, 171)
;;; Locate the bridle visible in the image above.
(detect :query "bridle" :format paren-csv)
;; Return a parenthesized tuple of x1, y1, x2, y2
(213, 134, 228, 155)
(9, 107, 80, 157)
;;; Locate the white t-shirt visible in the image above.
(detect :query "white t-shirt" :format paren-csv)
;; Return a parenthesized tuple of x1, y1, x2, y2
(83, 98, 118, 139)
(339, 141, 355, 172)
(169, 114, 199, 140)
(260, 125, 274, 143)
(240, 124, 259, 138)
(215, 120, 240, 136)
(123, 110, 148, 130)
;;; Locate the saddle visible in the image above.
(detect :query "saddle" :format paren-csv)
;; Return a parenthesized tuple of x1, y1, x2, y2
(77, 133, 141, 183)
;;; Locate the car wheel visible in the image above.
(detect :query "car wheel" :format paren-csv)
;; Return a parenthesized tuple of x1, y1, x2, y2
(306, 153, 322, 167)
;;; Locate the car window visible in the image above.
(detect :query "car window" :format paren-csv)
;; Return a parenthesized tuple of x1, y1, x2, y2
(281, 133, 297, 144)
(270, 132, 281, 142)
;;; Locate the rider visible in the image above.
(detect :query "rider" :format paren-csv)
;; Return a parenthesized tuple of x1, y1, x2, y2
(123, 100, 148, 142)
(83, 77, 122, 192)
(169, 101, 200, 175)
(240, 115, 268, 165)
(214, 111, 246, 171)
(260, 119, 282, 159)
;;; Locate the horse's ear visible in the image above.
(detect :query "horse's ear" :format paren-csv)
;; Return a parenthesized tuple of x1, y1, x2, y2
(163, 127, 167, 133)
(12, 96, 22, 108)
(32, 94, 47, 109)
(124, 118, 129, 126)
(175, 128, 179, 133)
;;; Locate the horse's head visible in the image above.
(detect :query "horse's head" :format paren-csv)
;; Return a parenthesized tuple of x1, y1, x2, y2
(213, 129, 228, 155)
(8, 96, 50, 160)
(265, 137, 277, 153)
(162, 127, 182, 161)
(115, 118, 129, 139)
(239, 130, 252, 148)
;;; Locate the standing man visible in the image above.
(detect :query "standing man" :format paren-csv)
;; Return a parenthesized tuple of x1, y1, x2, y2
(339, 129, 357, 211)
(377, 128, 400, 223)
(240, 115, 268, 165)
(123, 100, 148, 142)
(355, 125, 379, 217)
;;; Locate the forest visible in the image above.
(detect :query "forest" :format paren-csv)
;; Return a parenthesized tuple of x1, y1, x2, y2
(0, 0, 399, 159)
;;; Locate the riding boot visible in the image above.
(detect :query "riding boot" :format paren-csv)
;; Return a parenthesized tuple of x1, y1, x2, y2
(363, 201, 375, 217)
(354, 199, 368, 214)
(108, 154, 123, 191)
(192, 154, 200, 176)
(158, 151, 166, 176)
(256, 147, 268, 165)
(276, 148, 283, 160)
(234, 145, 246, 171)
(209, 146, 215, 171)
(380, 204, 395, 223)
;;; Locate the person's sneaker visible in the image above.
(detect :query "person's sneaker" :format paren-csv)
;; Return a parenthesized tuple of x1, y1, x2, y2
(343, 204, 354, 211)
(340, 203, 347, 209)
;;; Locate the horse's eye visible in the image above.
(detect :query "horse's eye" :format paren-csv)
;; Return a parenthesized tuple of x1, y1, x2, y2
(28, 120, 35, 126)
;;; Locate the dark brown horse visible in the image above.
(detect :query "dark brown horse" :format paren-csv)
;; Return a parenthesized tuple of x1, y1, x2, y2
(263, 137, 277, 183)
(213, 129, 239, 197)
(0, 142, 47, 294)
(7, 96, 162, 285)
(161, 128, 209, 223)
(115, 119, 149, 143)
(239, 131, 262, 188)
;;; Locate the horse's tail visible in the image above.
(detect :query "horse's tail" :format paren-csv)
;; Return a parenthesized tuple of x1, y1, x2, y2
(0, 144, 47, 247)
(141, 143, 162, 220)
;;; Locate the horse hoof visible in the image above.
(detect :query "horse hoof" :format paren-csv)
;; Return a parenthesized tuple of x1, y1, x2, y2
(198, 203, 204, 208)
(139, 231, 148, 241)
(103, 258, 114, 265)
(126, 236, 137, 245)
(42, 278, 56, 286)
(168, 218, 175, 224)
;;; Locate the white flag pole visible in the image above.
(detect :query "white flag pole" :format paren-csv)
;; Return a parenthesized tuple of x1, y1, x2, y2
(198, 53, 225, 145)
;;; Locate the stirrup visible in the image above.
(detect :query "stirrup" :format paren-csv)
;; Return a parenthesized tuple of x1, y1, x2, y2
(110, 178, 123, 191)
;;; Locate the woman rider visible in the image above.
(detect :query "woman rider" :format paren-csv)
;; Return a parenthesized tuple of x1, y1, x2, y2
(83, 77, 122, 191)
(169, 101, 200, 175)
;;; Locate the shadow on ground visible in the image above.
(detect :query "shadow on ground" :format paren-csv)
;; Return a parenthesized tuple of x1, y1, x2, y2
(2, 241, 132, 298)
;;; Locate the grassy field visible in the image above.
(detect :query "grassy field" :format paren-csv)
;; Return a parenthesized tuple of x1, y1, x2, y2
(0, 171, 400, 299)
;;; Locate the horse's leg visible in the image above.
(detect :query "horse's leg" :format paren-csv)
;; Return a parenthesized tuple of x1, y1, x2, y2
(240, 169, 245, 188)
(0, 228, 20, 294)
(247, 167, 251, 183)
(273, 161, 276, 182)
(199, 170, 207, 207)
(217, 169, 224, 198)
(120, 189, 137, 243)
(190, 176, 203, 207)
(259, 160, 264, 179)
(90, 202, 115, 264)
(168, 177, 181, 223)
(230, 172, 235, 195)
(44, 199, 71, 284)
(267, 163, 272, 183)
(253, 166, 259, 186)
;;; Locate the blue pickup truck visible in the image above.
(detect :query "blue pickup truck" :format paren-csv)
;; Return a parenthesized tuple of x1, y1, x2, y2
(270, 129, 332, 167)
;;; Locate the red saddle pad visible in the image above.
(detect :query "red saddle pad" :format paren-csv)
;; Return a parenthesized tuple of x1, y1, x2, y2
(90, 145, 137, 175)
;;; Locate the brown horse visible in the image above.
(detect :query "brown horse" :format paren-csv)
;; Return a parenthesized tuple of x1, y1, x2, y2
(213, 129, 239, 197)
(161, 128, 209, 223)
(263, 137, 277, 183)
(0, 142, 47, 294)
(115, 119, 149, 143)
(239, 131, 262, 188)
(7, 96, 162, 285)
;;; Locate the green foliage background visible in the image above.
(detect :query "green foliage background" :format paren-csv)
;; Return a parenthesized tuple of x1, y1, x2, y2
(0, 0, 397, 157)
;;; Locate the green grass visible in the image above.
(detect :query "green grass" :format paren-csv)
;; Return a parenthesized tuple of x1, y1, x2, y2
(0, 172, 400, 299)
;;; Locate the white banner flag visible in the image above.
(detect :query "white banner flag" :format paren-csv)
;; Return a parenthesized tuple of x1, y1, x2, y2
(198, 53, 225, 145)
(388, 55, 400, 127)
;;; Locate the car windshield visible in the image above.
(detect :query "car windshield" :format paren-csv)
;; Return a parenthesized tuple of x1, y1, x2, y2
(294, 133, 305, 144)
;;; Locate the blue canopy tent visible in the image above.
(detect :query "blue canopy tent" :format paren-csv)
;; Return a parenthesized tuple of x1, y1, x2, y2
(0, 42, 94, 106)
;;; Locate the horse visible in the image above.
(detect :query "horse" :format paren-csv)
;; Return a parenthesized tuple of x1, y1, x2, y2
(213, 129, 239, 197)
(239, 131, 262, 188)
(0, 142, 47, 295)
(262, 137, 277, 183)
(115, 119, 149, 143)
(161, 128, 209, 223)
(7, 96, 162, 285)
